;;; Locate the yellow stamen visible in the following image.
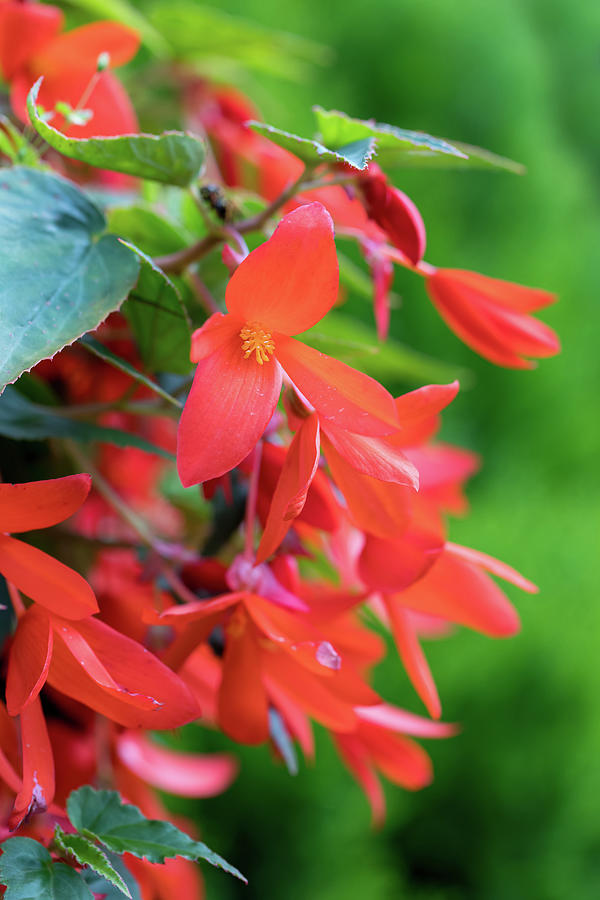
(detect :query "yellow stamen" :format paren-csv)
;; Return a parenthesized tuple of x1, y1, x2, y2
(240, 321, 275, 365)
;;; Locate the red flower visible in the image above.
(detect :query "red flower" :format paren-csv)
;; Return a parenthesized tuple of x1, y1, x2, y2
(424, 266, 560, 367)
(358, 163, 426, 266)
(0, 1, 139, 136)
(0, 476, 97, 619)
(177, 203, 400, 487)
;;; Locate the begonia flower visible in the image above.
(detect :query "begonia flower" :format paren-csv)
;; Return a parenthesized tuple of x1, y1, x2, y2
(177, 202, 401, 487)
(0, 475, 97, 619)
(423, 265, 560, 368)
(358, 163, 426, 265)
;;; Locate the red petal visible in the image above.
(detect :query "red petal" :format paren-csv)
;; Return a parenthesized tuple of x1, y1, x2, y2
(362, 173, 426, 265)
(48, 616, 200, 728)
(256, 415, 321, 563)
(277, 336, 398, 435)
(398, 549, 521, 636)
(10, 697, 55, 830)
(334, 733, 385, 826)
(0, 474, 91, 533)
(34, 21, 140, 73)
(116, 732, 237, 798)
(446, 542, 538, 592)
(356, 704, 457, 738)
(0, 535, 98, 619)
(392, 382, 459, 444)
(383, 598, 441, 719)
(358, 524, 444, 592)
(322, 421, 419, 488)
(218, 609, 270, 745)
(177, 332, 282, 486)
(226, 203, 338, 335)
(190, 313, 238, 361)
(0, 1, 63, 80)
(431, 269, 556, 313)
(6, 606, 53, 716)
(365, 729, 433, 791)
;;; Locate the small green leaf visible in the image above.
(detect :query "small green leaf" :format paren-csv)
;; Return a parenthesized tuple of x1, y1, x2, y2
(80, 337, 183, 408)
(313, 107, 523, 173)
(0, 837, 93, 900)
(108, 206, 189, 257)
(0, 387, 176, 460)
(67, 787, 247, 883)
(0, 166, 139, 391)
(0, 116, 40, 166)
(120, 244, 192, 375)
(28, 80, 206, 186)
(54, 827, 131, 899)
(305, 312, 470, 386)
(248, 121, 376, 170)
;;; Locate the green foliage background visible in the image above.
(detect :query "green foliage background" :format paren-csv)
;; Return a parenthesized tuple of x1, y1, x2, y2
(139, 1, 597, 896)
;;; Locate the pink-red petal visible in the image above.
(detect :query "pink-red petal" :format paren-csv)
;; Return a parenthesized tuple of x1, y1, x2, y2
(10, 697, 55, 830)
(0, 474, 91, 533)
(0, 1, 63, 81)
(6, 606, 53, 716)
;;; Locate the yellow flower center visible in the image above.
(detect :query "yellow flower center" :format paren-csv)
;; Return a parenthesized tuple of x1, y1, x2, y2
(239, 321, 275, 365)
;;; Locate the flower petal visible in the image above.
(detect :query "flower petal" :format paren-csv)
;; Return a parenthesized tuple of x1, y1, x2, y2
(190, 313, 239, 362)
(430, 269, 556, 314)
(334, 733, 385, 826)
(322, 421, 419, 488)
(446, 542, 538, 592)
(9, 697, 55, 830)
(0, 534, 98, 619)
(256, 415, 321, 563)
(0, 1, 63, 81)
(6, 606, 53, 716)
(0, 474, 91, 534)
(383, 598, 441, 719)
(218, 609, 270, 745)
(34, 21, 140, 73)
(356, 704, 457, 738)
(116, 732, 237, 798)
(358, 524, 444, 592)
(277, 336, 398, 435)
(177, 332, 282, 486)
(226, 203, 338, 335)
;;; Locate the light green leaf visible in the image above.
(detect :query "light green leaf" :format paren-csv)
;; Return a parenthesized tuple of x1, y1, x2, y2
(0, 837, 93, 900)
(248, 121, 375, 169)
(28, 80, 206, 186)
(0, 166, 139, 392)
(108, 206, 189, 257)
(67, 787, 247, 882)
(313, 107, 524, 173)
(305, 312, 470, 386)
(121, 244, 192, 375)
(54, 827, 131, 899)
(0, 116, 40, 166)
(0, 387, 176, 460)
(149, 2, 330, 81)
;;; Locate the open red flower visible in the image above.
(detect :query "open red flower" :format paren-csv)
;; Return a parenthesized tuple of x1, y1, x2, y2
(0, 1, 139, 136)
(0, 475, 97, 619)
(423, 266, 560, 367)
(177, 202, 400, 487)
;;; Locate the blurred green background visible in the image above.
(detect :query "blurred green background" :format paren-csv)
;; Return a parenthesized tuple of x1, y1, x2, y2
(143, 0, 599, 896)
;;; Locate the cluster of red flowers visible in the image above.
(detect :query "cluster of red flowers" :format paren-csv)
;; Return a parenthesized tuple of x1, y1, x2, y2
(0, 2, 560, 896)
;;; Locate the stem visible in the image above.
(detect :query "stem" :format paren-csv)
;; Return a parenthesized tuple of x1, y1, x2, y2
(222, 226, 249, 259)
(243, 441, 263, 560)
(189, 272, 220, 315)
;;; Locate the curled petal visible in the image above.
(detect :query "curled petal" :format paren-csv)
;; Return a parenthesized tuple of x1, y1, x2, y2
(0, 535, 98, 619)
(277, 336, 398, 435)
(0, 474, 91, 533)
(256, 415, 321, 563)
(117, 732, 237, 798)
(177, 332, 282, 486)
(10, 697, 55, 830)
(226, 203, 338, 335)
(6, 606, 53, 716)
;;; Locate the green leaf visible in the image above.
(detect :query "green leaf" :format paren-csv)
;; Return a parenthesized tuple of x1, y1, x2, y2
(0, 387, 175, 460)
(108, 206, 189, 257)
(79, 337, 183, 408)
(121, 245, 192, 375)
(0, 837, 93, 900)
(248, 121, 376, 170)
(305, 312, 470, 386)
(149, 2, 330, 81)
(0, 166, 139, 392)
(0, 116, 40, 166)
(67, 787, 247, 883)
(81, 853, 142, 900)
(54, 827, 131, 899)
(313, 107, 525, 173)
(28, 80, 206, 186)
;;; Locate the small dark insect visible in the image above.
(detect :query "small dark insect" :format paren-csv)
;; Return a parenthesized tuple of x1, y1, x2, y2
(199, 183, 235, 222)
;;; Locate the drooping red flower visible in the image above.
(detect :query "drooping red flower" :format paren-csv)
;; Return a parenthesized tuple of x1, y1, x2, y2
(423, 265, 560, 367)
(0, 1, 139, 136)
(0, 476, 97, 619)
(177, 202, 401, 487)
(358, 163, 426, 266)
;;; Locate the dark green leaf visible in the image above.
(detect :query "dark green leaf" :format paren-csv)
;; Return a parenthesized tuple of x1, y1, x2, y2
(82, 853, 142, 900)
(248, 121, 375, 170)
(120, 244, 192, 375)
(67, 787, 247, 883)
(313, 107, 524, 172)
(149, 2, 330, 81)
(54, 827, 131, 899)
(80, 337, 183, 408)
(28, 80, 206, 186)
(0, 166, 139, 391)
(0, 837, 93, 900)
(0, 387, 175, 460)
